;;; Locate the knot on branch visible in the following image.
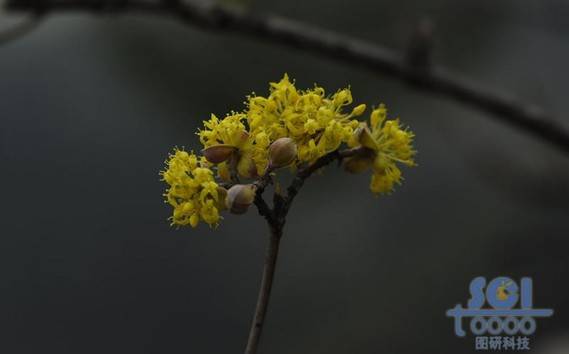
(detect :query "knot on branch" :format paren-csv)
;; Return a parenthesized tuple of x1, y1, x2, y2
(405, 17, 435, 71)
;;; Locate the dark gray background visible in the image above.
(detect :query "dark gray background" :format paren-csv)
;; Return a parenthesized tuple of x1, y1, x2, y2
(1, 0, 568, 353)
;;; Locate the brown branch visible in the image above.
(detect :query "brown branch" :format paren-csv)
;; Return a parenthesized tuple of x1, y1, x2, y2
(250, 147, 366, 228)
(248, 166, 274, 223)
(253, 193, 272, 224)
(5, 0, 569, 156)
(244, 223, 281, 354)
(280, 147, 369, 217)
(244, 146, 367, 354)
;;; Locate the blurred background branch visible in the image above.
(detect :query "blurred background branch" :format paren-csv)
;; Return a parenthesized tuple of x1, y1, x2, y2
(0, 13, 42, 46)
(4, 0, 569, 156)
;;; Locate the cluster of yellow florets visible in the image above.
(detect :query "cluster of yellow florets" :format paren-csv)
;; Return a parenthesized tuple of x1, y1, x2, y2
(345, 104, 416, 194)
(161, 74, 416, 228)
(246, 75, 365, 164)
(161, 149, 226, 228)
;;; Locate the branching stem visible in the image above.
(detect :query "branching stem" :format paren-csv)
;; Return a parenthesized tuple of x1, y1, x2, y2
(245, 146, 368, 354)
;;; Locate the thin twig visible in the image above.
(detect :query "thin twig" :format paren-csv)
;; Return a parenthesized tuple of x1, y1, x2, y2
(253, 193, 272, 224)
(282, 147, 368, 215)
(244, 223, 281, 354)
(245, 147, 368, 354)
(5, 0, 569, 155)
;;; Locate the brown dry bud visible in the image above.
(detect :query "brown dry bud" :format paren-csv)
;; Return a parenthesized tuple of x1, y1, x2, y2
(269, 137, 297, 168)
(343, 155, 374, 174)
(202, 144, 237, 164)
(225, 184, 257, 214)
(354, 123, 378, 150)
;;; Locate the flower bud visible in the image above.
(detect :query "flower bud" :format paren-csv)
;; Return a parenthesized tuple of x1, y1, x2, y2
(354, 122, 378, 150)
(343, 155, 374, 174)
(215, 186, 228, 210)
(225, 184, 256, 214)
(202, 144, 236, 164)
(351, 104, 367, 116)
(269, 137, 297, 169)
(333, 89, 353, 107)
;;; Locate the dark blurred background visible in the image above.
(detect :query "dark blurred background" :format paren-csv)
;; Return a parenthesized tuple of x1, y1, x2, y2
(1, 0, 568, 353)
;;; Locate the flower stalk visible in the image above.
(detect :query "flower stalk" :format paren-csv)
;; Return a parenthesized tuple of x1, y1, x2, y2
(243, 145, 372, 353)
(245, 224, 281, 354)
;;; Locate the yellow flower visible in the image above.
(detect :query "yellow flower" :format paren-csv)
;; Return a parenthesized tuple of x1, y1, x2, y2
(198, 113, 271, 179)
(246, 74, 366, 164)
(197, 75, 373, 181)
(161, 149, 225, 228)
(345, 104, 416, 195)
(198, 113, 249, 149)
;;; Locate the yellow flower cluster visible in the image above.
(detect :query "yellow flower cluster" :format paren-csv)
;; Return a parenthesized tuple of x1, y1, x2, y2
(247, 74, 365, 164)
(346, 104, 416, 195)
(161, 149, 225, 228)
(198, 113, 271, 179)
(161, 74, 416, 228)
